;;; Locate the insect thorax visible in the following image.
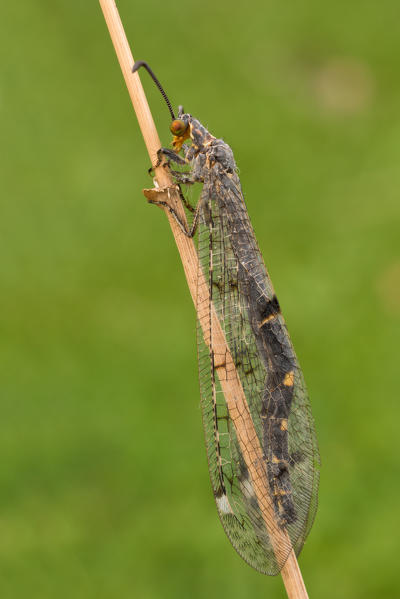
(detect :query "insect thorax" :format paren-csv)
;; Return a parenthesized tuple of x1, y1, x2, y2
(183, 116, 237, 176)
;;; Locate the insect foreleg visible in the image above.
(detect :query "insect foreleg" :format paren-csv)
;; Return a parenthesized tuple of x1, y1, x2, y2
(148, 147, 189, 176)
(158, 147, 188, 166)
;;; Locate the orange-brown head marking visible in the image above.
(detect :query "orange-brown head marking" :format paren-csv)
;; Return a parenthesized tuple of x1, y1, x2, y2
(170, 118, 190, 151)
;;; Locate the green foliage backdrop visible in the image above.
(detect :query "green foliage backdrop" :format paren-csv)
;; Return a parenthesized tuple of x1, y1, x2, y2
(1, 1, 399, 597)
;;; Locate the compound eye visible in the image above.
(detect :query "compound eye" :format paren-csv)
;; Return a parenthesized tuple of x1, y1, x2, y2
(170, 119, 188, 136)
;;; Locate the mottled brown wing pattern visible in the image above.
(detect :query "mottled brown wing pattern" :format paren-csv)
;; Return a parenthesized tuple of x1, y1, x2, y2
(196, 172, 320, 574)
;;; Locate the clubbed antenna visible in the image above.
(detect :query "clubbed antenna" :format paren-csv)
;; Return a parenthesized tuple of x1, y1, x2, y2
(132, 61, 176, 120)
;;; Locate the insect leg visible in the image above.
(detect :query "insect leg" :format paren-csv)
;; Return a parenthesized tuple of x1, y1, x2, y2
(169, 153, 204, 186)
(148, 147, 189, 176)
(168, 170, 196, 185)
(158, 147, 188, 166)
(162, 183, 196, 213)
(170, 175, 212, 235)
(147, 194, 200, 238)
(177, 186, 196, 213)
(148, 174, 211, 238)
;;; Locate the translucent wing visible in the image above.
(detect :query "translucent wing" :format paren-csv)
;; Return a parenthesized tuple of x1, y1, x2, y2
(196, 167, 320, 575)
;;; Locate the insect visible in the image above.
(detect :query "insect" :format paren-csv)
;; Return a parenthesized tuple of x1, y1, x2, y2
(132, 61, 320, 575)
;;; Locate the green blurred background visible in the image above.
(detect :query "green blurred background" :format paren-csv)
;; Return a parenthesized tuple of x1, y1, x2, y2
(1, 1, 399, 597)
